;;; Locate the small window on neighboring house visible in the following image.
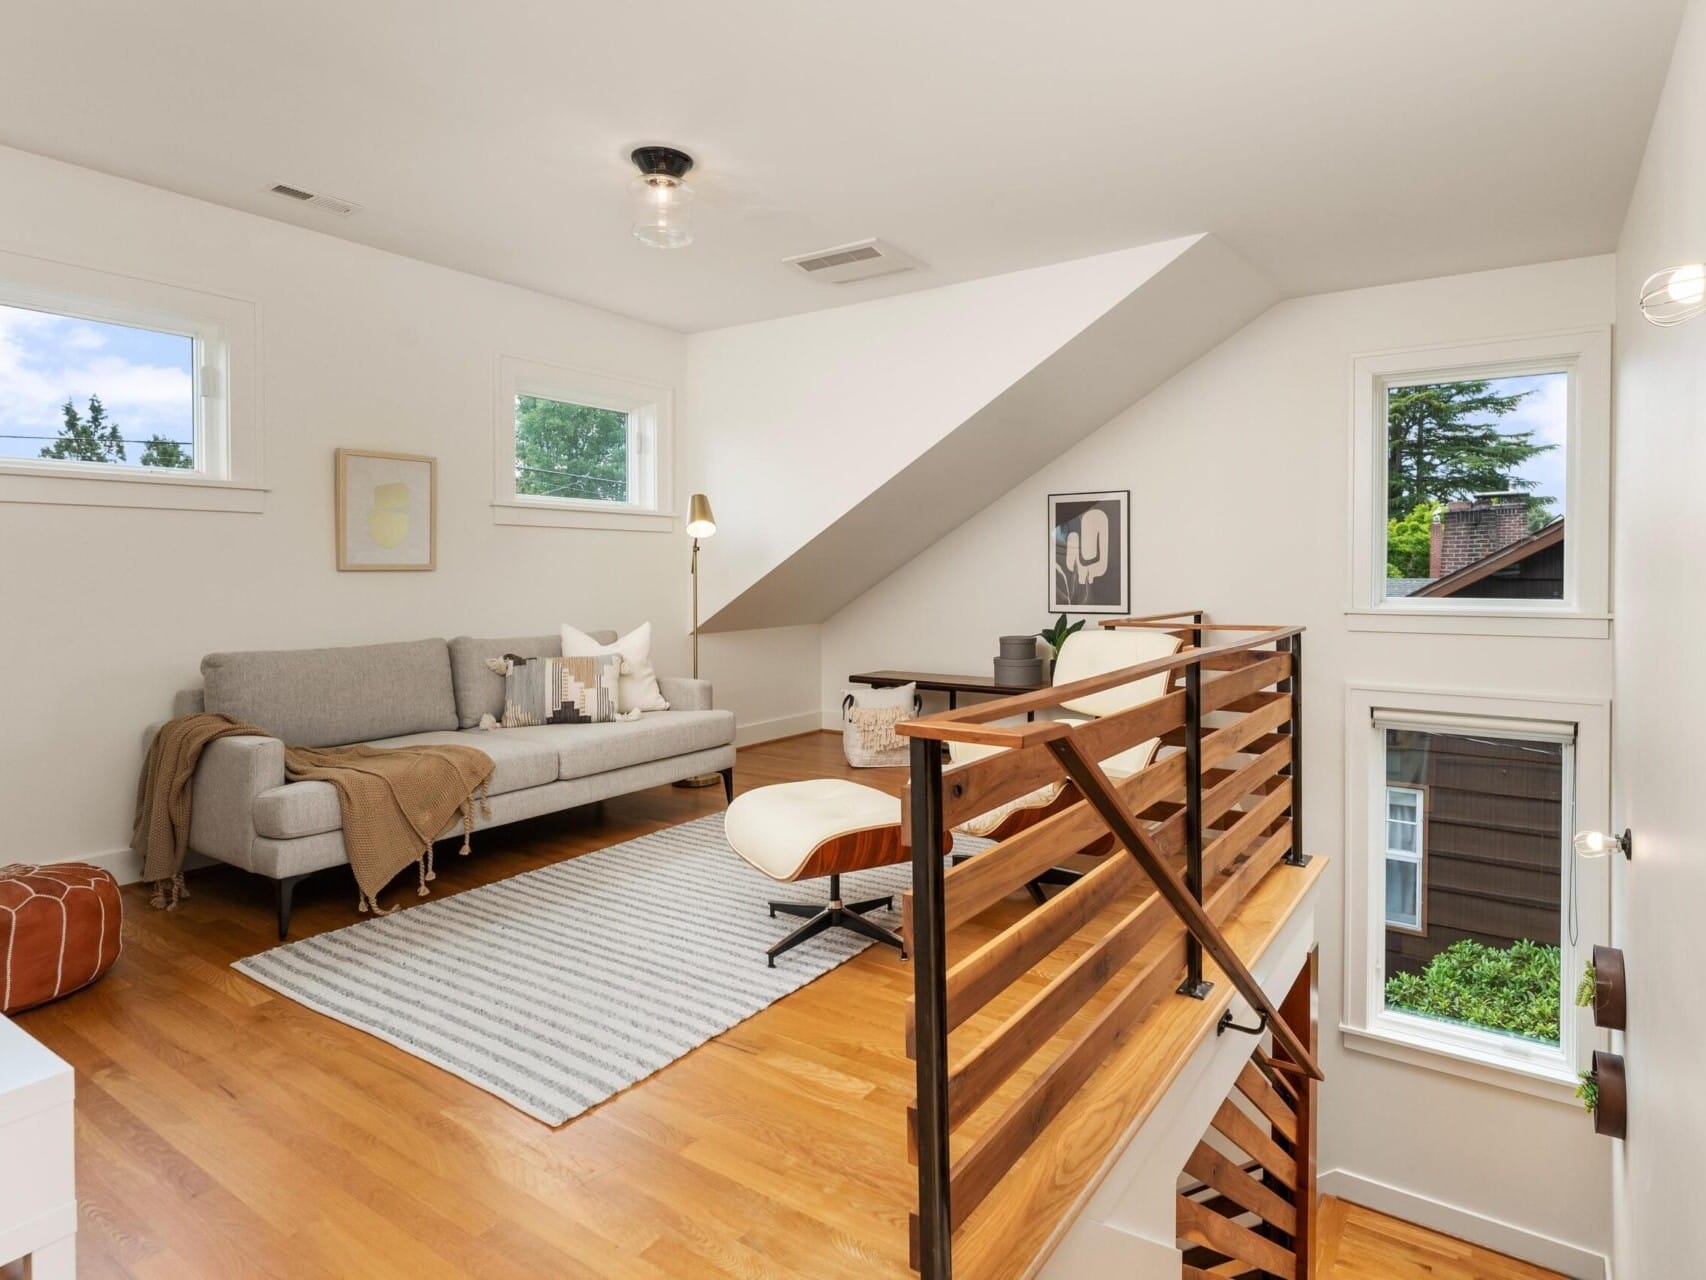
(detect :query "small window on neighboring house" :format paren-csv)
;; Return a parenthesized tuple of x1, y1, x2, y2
(1384, 785, 1424, 933)
(1349, 330, 1610, 635)
(492, 356, 672, 530)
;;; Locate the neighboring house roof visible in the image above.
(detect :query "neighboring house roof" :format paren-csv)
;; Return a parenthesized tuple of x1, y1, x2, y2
(1386, 578, 1436, 597)
(1412, 518, 1564, 598)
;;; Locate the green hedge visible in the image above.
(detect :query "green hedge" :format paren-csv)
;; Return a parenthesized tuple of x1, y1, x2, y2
(1384, 939, 1560, 1042)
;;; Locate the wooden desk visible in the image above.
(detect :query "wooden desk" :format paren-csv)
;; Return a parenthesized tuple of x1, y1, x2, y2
(848, 669, 1044, 711)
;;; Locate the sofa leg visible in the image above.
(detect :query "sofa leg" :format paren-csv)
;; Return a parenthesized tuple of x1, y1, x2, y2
(721, 767, 735, 803)
(276, 873, 308, 942)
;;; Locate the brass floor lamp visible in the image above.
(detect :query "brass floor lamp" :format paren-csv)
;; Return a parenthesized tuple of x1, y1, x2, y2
(675, 492, 723, 789)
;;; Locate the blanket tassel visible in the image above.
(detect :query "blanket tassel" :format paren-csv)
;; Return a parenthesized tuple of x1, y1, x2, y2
(149, 872, 190, 911)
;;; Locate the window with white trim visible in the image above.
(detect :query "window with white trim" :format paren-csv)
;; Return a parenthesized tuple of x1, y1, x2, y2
(1342, 686, 1610, 1100)
(0, 248, 260, 512)
(1348, 329, 1610, 637)
(493, 355, 672, 531)
(1384, 785, 1425, 933)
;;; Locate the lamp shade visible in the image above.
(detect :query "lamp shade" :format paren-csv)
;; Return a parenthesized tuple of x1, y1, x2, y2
(686, 492, 716, 539)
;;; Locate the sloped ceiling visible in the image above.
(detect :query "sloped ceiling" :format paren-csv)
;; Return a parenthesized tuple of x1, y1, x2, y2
(693, 234, 1276, 632)
(0, 3, 1683, 329)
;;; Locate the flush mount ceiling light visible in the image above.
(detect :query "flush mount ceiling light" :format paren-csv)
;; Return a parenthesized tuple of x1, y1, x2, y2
(1639, 263, 1706, 326)
(630, 146, 695, 250)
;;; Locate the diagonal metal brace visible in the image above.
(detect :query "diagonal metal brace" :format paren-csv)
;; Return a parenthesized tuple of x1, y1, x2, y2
(1044, 733, 1324, 1081)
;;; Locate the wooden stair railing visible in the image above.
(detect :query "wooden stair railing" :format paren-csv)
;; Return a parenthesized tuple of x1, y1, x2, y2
(899, 619, 1322, 1279)
(1178, 948, 1319, 1280)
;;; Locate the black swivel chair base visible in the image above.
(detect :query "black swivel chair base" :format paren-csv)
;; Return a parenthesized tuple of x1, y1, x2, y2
(765, 872, 905, 967)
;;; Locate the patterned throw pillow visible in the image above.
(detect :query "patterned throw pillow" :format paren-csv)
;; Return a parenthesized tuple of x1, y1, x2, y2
(493, 653, 625, 726)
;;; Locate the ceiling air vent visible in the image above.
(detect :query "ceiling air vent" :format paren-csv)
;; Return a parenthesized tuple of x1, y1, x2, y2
(269, 183, 362, 216)
(783, 238, 922, 284)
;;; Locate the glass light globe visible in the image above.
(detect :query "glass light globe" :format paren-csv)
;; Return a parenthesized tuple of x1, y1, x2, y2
(1666, 262, 1706, 305)
(632, 175, 694, 249)
(1573, 830, 1614, 858)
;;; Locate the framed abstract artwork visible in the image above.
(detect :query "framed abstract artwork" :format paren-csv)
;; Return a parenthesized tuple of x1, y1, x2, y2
(1047, 489, 1129, 614)
(335, 448, 437, 571)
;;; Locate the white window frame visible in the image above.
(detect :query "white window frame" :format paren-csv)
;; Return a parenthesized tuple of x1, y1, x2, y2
(1342, 683, 1611, 1104)
(1346, 327, 1610, 638)
(492, 354, 674, 532)
(0, 248, 262, 512)
(1383, 784, 1425, 934)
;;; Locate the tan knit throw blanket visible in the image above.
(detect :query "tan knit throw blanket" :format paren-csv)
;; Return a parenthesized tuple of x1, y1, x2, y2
(134, 713, 495, 915)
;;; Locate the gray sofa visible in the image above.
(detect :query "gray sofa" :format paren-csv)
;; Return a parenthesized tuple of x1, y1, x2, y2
(170, 631, 737, 937)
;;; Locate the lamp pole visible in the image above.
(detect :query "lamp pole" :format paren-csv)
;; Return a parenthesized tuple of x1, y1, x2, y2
(691, 535, 702, 679)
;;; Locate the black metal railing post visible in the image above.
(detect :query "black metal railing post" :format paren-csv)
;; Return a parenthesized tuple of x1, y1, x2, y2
(1178, 622, 1212, 999)
(909, 735, 953, 1279)
(1280, 632, 1311, 867)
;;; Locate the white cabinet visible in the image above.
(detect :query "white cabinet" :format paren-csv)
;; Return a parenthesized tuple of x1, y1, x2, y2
(0, 1015, 75, 1278)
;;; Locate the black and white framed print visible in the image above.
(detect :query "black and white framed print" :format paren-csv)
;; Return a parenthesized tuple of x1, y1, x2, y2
(1048, 490, 1129, 614)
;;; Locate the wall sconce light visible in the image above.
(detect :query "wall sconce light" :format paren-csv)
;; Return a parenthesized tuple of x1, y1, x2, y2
(1639, 263, 1706, 326)
(1573, 828, 1633, 861)
(631, 146, 695, 250)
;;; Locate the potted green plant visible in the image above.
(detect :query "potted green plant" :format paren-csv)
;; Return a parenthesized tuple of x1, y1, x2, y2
(1037, 615, 1086, 675)
(1579, 1050, 1627, 1138)
(1575, 959, 1596, 1010)
(1575, 1068, 1599, 1113)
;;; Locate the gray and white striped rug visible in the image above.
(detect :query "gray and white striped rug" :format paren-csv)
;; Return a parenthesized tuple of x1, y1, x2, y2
(234, 813, 984, 1125)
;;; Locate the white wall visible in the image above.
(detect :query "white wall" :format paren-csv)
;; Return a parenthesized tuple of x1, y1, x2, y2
(680, 240, 1198, 623)
(820, 255, 1617, 1271)
(0, 144, 779, 866)
(1610, 2, 1706, 1274)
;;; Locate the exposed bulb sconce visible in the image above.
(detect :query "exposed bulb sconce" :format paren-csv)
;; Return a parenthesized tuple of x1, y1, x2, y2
(1639, 263, 1706, 326)
(1573, 828, 1632, 861)
(631, 146, 695, 249)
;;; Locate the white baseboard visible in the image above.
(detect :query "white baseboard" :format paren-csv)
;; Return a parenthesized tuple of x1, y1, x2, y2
(54, 847, 217, 888)
(735, 711, 824, 747)
(74, 847, 144, 886)
(1319, 1169, 1609, 1280)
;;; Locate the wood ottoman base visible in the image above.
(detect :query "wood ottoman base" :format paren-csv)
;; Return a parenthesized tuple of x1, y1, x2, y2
(725, 779, 953, 967)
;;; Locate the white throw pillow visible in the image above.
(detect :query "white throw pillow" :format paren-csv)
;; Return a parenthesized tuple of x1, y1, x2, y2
(562, 621, 670, 713)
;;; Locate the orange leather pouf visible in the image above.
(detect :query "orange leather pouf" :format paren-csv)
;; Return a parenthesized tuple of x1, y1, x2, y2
(0, 862, 123, 1015)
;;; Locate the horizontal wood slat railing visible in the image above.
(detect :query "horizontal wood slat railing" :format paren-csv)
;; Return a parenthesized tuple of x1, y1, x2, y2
(1178, 947, 1319, 1280)
(899, 616, 1320, 1278)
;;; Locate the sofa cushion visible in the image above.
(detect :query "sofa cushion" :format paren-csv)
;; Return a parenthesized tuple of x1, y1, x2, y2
(251, 729, 559, 839)
(500, 709, 736, 780)
(202, 638, 458, 748)
(448, 630, 617, 729)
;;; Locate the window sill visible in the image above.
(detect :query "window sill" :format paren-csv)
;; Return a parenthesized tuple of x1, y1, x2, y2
(0, 465, 266, 513)
(1340, 1020, 1582, 1106)
(1344, 608, 1610, 639)
(491, 499, 675, 532)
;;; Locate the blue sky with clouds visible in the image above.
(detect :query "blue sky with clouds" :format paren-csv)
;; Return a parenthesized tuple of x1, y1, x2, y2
(1485, 372, 1567, 516)
(0, 303, 194, 463)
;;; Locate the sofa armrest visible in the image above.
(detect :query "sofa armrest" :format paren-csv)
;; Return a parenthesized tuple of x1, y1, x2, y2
(186, 735, 285, 873)
(657, 676, 713, 711)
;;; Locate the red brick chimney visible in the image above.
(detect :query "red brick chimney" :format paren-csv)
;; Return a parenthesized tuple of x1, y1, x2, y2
(1436, 494, 1528, 576)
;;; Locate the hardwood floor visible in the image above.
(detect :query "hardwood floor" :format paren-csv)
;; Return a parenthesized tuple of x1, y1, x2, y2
(1315, 1197, 1565, 1279)
(5, 732, 1563, 1280)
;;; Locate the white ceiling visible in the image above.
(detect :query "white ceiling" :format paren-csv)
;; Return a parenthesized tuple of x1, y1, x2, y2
(0, 1, 1684, 332)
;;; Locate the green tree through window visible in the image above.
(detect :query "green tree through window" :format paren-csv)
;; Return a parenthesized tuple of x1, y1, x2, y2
(37, 394, 194, 468)
(40, 395, 125, 463)
(1386, 380, 1555, 527)
(514, 395, 629, 502)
